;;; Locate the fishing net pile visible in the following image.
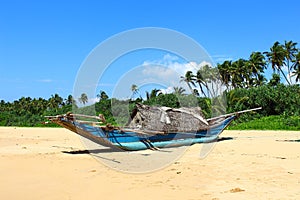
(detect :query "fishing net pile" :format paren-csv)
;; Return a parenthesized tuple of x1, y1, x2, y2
(127, 104, 209, 134)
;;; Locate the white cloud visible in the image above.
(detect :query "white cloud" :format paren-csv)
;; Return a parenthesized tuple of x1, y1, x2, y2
(142, 64, 178, 79)
(111, 53, 222, 99)
(159, 86, 174, 94)
(163, 54, 179, 63)
(280, 64, 298, 85)
(168, 61, 194, 75)
(88, 97, 100, 104)
(37, 79, 54, 83)
(142, 55, 213, 80)
(288, 71, 297, 85)
(138, 55, 216, 96)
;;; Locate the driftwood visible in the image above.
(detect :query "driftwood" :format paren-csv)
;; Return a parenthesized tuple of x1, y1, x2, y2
(127, 104, 209, 134)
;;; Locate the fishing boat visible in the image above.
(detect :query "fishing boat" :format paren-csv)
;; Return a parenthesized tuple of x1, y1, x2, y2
(45, 105, 261, 151)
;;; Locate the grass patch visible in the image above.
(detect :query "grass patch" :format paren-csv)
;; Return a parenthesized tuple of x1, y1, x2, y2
(228, 115, 300, 130)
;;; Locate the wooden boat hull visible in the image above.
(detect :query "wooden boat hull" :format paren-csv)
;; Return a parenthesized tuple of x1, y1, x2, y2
(50, 115, 236, 151)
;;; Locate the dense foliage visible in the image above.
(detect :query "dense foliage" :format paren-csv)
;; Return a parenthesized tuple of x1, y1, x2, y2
(0, 41, 299, 129)
(0, 95, 73, 127)
(228, 115, 300, 130)
(226, 84, 300, 129)
(227, 84, 300, 116)
(0, 83, 299, 129)
(181, 40, 300, 97)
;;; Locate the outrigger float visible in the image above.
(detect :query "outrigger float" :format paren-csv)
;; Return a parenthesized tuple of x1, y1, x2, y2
(45, 104, 261, 151)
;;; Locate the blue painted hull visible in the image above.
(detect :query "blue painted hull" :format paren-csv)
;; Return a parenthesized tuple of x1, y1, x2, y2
(55, 115, 236, 151)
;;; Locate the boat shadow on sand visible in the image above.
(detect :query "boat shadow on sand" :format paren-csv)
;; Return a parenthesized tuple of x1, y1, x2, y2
(276, 139, 300, 142)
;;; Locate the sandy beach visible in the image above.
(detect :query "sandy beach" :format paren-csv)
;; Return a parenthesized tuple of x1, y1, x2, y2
(0, 127, 299, 200)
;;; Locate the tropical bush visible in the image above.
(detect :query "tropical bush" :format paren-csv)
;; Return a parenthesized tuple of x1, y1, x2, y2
(1, 40, 300, 129)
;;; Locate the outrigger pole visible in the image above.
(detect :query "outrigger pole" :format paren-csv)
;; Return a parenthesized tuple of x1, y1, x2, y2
(207, 107, 262, 122)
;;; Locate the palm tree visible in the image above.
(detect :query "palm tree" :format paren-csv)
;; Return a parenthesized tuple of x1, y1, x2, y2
(218, 61, 232, 90)
(291, 66, 300, 83)
(283, 40, 298, 83)
(130, 84, 139, 99)
(34, 97, 47, 114)
(146, 89, 161, 100)
(65, 95, 74, 105)
(0, 100, 5, 108)
(268, 73, 281, 86)
(173, 86, 186, 95)
(180, 71, 196, 93)
(219, 59, 246, 89)
(231, 59, 247, 88)
(97, 90, 109, 100)
(247, 52, 267, 87)
(48, 94, 64, 111)
(194, 70, 207, 97)
(264, 41, 290, 84)
(200, 65, 220, 97)
(248, 52, 266, 76)
(78, 93, 88, 105)
(254, 74, 267, 86)
(192, 89, 199, 96)
(291, 51, 300, 83)
(48, 97, 57, 111)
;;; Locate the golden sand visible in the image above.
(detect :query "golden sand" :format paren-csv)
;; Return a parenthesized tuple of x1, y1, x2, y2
(0, 127, 299, 199)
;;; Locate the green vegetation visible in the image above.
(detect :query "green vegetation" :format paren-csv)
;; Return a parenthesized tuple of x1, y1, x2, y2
(1, 84, 299, 129)
(229, 115, 300, 130)
(0, 40, 299, 130)
(0, 95, 74, 127)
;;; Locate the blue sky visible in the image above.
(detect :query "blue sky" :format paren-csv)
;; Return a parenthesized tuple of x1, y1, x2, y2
(1, 0, 300, 102)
